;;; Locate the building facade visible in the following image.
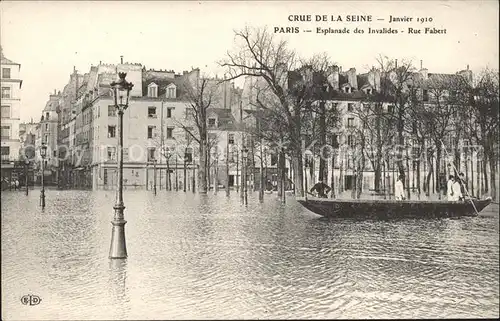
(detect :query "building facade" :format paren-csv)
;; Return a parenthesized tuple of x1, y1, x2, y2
(239, 63, 480, 197)
(47, 60, 242, 190)
(1, 47, 23, 188)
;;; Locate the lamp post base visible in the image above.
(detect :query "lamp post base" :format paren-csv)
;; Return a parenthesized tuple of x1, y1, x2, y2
(109, 217, 128, 259)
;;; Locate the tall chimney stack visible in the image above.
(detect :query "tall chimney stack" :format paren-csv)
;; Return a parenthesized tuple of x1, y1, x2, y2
(120, 56, 123, 64)
(420, 60, 423, 69)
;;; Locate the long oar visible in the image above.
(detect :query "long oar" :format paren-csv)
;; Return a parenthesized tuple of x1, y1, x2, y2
(440, 140, 479, 215)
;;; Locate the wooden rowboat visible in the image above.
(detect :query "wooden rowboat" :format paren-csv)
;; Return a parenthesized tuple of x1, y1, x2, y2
(296, 197, 492, 219)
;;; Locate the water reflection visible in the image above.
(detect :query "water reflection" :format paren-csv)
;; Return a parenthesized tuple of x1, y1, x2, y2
(1, 190, 498, 319)
(108, 260, 130, 320)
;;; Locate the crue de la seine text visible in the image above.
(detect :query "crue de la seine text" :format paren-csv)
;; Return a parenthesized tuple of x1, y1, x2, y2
(273, 14, 446, 35)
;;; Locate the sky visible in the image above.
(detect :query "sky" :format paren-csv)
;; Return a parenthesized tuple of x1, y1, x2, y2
(1, 0, 498, 122)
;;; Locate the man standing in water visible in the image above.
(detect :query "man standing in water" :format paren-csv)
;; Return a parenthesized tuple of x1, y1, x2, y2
(310, 180, 331, 198)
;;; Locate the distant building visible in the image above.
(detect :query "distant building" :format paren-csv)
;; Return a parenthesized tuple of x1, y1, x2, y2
(49, 60, 242, 190)
(1, 47, 22, 187)
(239, 63, 475, 195)
(36, 91, 61, 185)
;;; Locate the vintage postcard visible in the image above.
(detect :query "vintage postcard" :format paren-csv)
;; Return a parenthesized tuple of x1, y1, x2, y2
(1, 1, 498, 320)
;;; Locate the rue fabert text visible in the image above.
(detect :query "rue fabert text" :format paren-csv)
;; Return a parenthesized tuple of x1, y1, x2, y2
(408, 27, 447, 34)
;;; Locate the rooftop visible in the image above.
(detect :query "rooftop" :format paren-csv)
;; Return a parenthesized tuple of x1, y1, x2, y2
(0, 46, 20, 66)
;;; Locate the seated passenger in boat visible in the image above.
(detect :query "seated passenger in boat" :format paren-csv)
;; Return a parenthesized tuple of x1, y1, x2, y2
(310, 180, 331, 198)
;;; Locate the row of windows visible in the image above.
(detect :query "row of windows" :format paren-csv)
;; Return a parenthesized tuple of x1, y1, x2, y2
(2, 68, 11, 79)
(1, 87, 11, 99)
(105, 124, 236, 143)
(1, 105, 10, 118)
(1, 125, 10, 139)
(106, 105, 176, 119)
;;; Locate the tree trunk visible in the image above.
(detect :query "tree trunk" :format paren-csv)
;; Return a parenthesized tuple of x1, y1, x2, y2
(192, 165, 196, 193)
(435, 146, 442, 196)
(226, 141, 230, 197)
(330, 148, 335, 198)
(319, 101, 327, 182)
(425, 152, 433, 197)
(405, 147, 411, 200)
(416, 160, 421, 199)
(482, 156, 489, 194)
(198, 141, 208, 194)
(259, 143, 264, 202)
(277, 150, 284, 198)
(374, 164, 381, 192)
(490, 155, 497, 201)
(482, 147, 489, 194)
(183, 160, 187, 192)
(281, 150, 286, 203)
(292, 149, 304, 197)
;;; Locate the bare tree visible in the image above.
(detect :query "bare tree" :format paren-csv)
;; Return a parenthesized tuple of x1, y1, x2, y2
(175, 76, 220, 194)
(413, 77, 457, 197)
(455, 68, 499, 200)
(221, 26, 314, 196)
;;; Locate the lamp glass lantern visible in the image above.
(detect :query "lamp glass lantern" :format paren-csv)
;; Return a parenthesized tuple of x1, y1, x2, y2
(111, 72, 134, 109)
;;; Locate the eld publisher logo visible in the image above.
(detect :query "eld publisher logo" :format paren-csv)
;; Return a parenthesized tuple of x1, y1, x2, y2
(21, 294, 42, 306)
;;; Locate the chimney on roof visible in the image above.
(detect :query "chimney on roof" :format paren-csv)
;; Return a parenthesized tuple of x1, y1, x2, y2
(327, 65, 340, 90)
(99, 61, 102, 65)
(395, 59, 398, 68)
(419, 68, 428, 80)
(420, 60, 423, 69)
(467, 64, 469, 70)
(347, 68, 358, 89)
(120, 56, 123, 64)
(368, 68, 381, 91)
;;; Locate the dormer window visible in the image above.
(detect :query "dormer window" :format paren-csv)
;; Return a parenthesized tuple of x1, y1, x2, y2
(208, 118, 216, 128)
(344, 87, 350, 93)
(166, 84, 177, 99)
(148, 83, 158, 98)
(366, 88, 372, 95)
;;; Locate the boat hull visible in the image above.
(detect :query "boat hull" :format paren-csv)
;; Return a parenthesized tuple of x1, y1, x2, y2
(296, 198, 492, 219)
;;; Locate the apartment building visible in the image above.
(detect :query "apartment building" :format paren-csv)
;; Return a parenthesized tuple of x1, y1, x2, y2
(0, 48, 22, 161)
(239, 63, 475, 195)
(1, 47, 22, 185)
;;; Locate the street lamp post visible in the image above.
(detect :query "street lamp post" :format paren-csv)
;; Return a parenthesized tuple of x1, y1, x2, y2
(40, 143, 47, 208)
(25, 157, 30, 196)
(242, 147, 248, 205)
(109, 72, 133, 260)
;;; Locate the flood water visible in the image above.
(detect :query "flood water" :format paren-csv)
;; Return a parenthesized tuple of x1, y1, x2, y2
(1, 189, 499, 319)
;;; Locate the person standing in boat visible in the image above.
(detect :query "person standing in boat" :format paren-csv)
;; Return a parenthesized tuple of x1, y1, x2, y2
(452, 175, 463, 201)
(395, 175, 405, 200)
(458, 172, 468, 201)
(310, 180, 331, 198)
(447, 175, 455, 201)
